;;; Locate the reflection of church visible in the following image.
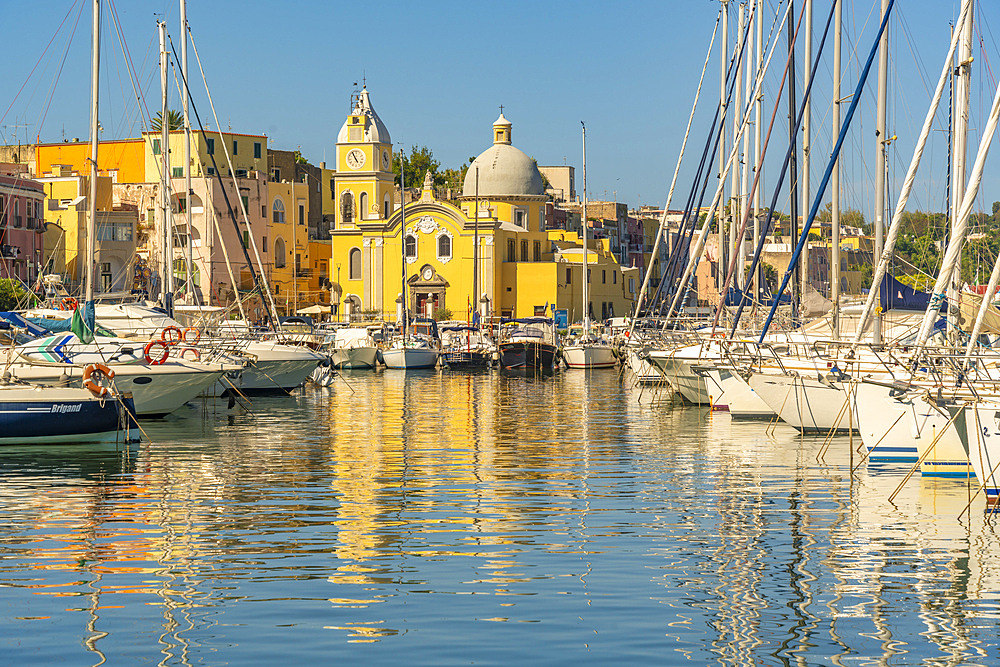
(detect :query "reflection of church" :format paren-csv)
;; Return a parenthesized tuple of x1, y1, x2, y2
(329, 89, 636, 322)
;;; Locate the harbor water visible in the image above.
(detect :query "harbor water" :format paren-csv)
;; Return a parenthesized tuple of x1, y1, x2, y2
(1, 369, 999, 665)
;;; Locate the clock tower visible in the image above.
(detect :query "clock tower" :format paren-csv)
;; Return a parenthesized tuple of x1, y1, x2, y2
(333, 87, 394, 228)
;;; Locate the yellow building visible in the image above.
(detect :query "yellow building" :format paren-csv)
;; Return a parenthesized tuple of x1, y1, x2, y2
(328, 95, 634, 322)
(34, 164, 137, 291)
(268, 179, 320, 314)
(142, 130, 268, 182)
(36, 139, 146, 184)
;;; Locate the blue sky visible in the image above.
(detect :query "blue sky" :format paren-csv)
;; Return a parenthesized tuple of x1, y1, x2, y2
(3, 0, 1000, 219)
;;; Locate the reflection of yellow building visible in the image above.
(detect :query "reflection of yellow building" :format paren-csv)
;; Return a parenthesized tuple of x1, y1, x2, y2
(329, 92, 635, 322)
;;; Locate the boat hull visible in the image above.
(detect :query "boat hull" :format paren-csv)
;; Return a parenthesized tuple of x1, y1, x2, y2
(704, 368, 774, 419)
(442, 350, 493, 368)
(0, 387, 136, 445)
(382, 348, 439, 369)
(499, 342, 557, 370)
(562, 344, 617, 369)
(330, 346, 378, 369)
(748, 372, 853, 432)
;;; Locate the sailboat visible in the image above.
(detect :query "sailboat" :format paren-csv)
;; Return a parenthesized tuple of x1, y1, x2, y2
(562, 122, 615, 369)
(0, 0, 140, 445)
(381, 161, 439, 370)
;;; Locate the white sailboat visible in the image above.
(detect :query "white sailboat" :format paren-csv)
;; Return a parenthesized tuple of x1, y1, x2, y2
(382, 158, 439, 370)
(562, 122, 615, 370)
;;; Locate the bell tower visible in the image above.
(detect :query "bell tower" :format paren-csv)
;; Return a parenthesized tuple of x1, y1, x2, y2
(333, 87, 394, 227)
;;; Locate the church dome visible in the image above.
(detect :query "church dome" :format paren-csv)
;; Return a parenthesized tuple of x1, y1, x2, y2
(462, 113, 544, 197)
(337, 88, 391, 145)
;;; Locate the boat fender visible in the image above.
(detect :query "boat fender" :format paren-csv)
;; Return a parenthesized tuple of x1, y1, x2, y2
(82, 363, 115, 397)
(182, 327, 201, 344)
(179, 347, 201, 361)
(160, 326, 183, 345)
(62, 297, 79, 311)
(144, 340, 170, 365)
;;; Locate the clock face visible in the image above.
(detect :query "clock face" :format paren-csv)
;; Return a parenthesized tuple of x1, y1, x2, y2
(346, 148, 366, 170)
(382, 149, 390, 170)
(422, 266, 434, 281)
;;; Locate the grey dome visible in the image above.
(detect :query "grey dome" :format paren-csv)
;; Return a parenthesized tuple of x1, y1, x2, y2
(463, 143, 544, 197)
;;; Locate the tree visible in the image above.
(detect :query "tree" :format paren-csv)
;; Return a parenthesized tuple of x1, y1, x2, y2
(0, 279, 38, 310)
(392, 145, 441, 189)
(151, 110, 184, 132)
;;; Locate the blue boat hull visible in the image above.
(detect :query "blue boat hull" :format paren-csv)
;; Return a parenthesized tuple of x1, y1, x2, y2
(0, 388, 137, 445)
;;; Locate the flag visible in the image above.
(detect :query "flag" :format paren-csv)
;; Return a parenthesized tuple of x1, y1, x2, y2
(70, 304, 94, 344)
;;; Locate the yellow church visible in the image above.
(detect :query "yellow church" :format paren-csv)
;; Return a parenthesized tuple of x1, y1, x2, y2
(329, 89, 637, 323)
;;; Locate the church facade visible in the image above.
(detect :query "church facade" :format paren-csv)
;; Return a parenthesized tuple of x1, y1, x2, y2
(328, 90, 638, 323)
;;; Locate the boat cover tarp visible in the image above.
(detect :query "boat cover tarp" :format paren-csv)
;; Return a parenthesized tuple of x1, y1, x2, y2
(875, 274, 939, 311)
(0, 312, 51, 337)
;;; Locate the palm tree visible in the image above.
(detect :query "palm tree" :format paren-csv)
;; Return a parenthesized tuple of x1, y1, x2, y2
(151, 110, 184, 132)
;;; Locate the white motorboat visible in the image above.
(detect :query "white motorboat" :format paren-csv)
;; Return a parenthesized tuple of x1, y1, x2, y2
(327, 327, 378, 369)
(702, 366, 774, 418)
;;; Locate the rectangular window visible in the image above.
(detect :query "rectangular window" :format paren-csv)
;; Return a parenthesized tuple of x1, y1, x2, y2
(566, 268, 572, 284)
(242, 230, 249, 248)
(602, 270, 606, 284)
(254, 142, 262, 159)
(235, 169, 248, 178)
(299, 204, 305, 225)
(629, 278, 635, 293)
(507, 239, 516, 262)
(588, 269, 591, 283)
(263, 236, 267, 251)
(613, 271, 617, 284)
(262, 205, 267, 218)
(330, 178, 336, 199)
(241, 195, 249, 212)
(152, 139, 161, 155)
(515, 210, 525, 227)
(232, 140, 238, 155)
(533, 240, 541, 262)
(272, 168, 281, 182)
(178, 198, 186, 213)
(206, 137, 215, 155)
(520, 239, 528, 262)
(207, 167, 216, 176)
(172, 167, 183, 177)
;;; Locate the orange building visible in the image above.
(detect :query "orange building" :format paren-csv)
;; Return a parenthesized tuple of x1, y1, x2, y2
(35, 138, 147, 184)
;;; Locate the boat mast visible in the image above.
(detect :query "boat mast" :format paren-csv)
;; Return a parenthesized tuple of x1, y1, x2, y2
(180, 0, 193, 305)
(872, 0, 890, 344)
(787, 0, 799, 321)
(159, 20, 174, 318)
(85, 0, 100, 306)
(800, 0, 812, 311)
(718, 0, 729, 299)
(473, 167, 479, 323)
(752, 0, 763, 320)
(399, 148, 408, 342)
(951, 0, 973, 338)
(581, 121, 589, 333)
(831, 0, 842, 339)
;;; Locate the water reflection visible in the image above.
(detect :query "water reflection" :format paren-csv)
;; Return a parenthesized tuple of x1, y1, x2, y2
(0, 372, 998, 664)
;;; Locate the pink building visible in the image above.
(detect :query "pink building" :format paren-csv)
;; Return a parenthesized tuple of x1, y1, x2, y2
(0, 164, 44, 285)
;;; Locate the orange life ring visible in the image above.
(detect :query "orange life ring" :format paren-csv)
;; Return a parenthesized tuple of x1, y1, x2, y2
(62, 297, 79, 311)
(82, 362, 115, 397)
(144, 339, 170, 365)
(178, 347, 201, 361)
(160, 326, 183, 345)
(182, 327, 201, 344)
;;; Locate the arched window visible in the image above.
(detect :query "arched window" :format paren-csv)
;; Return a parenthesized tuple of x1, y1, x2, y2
(272, 198, 285, 223)
(359, 192, 368, 220)
(274, 237, 286, 268)
(341, 192, 354, 223)
(349, 247, 361, 280)
(404, 234, 417, 259)
(383, 194, 390, 219)
(437, 234, 451, 259)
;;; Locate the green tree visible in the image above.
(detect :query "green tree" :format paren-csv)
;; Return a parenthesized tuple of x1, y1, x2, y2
(0, 279, 38, 310)
(392, 145, 441, 189)
(151, 110, 184, 132)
